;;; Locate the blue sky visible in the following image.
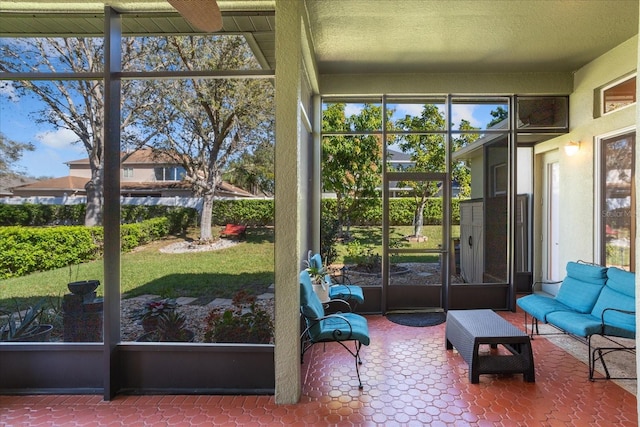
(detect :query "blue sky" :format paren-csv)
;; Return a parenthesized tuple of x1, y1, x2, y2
(1, 82, 85, 178)
(3, 89, 505, 179)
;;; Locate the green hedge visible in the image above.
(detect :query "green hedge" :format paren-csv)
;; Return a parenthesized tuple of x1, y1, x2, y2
(320, 198, 461, 226)
(0, 197, 459, 230)
(210, 199, 274, 226)
(0, 218, 170, 279)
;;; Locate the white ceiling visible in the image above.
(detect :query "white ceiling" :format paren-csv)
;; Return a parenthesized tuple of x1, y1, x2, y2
(0, 0, 638, 75)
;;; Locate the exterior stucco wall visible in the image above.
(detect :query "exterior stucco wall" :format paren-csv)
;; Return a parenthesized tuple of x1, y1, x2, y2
(534, 35, 638, 270)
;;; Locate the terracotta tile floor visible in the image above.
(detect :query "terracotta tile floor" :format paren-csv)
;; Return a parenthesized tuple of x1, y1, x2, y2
(1, 310, 637, 426)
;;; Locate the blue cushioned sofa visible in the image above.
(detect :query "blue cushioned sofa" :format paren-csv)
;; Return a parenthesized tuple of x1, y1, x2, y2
(516, 261, 635, 381)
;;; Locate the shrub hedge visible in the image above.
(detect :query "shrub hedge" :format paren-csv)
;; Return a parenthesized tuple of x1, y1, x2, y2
(0, 217, 170, 279)
(0, 197, 460, 229)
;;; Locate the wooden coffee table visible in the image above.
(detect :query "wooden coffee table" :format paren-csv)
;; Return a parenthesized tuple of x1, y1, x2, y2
(445, 309, 535, 383)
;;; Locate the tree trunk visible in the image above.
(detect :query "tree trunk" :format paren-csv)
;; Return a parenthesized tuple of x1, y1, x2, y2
(414, 199, 426, 237)
(84, 174, 103, 227)
(200, 193, 214, 242)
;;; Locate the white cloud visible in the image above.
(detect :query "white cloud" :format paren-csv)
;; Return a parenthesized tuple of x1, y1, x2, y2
(344, 103, 363, 117)
(35, 128, 82, 151)
(452, 104, 481, 128)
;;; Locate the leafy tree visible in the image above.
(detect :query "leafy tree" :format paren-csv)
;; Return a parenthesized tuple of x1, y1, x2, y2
(136, 35, 274, 242)
(395, 106, 477, 237)
(322, 103, 382, 237)
(488, 106, 508, 128)
(0, 37, 155, 226)
(224, 141, 274, 196)
(0, 133, 34, 178)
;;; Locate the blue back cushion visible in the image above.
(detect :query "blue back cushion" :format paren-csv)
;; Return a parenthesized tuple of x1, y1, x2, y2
(591, 267, 635, 334)
(555, 262, 607, 313)
(300, 270, 324, 319)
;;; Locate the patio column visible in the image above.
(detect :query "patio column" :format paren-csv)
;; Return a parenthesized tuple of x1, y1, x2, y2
(103, 6, 122, 400)
(274, 0, 304, 404)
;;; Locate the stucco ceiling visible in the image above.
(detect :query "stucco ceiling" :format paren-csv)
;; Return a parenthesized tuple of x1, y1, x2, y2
(305, 0, 639, 74)
(0, 0, 638, 74)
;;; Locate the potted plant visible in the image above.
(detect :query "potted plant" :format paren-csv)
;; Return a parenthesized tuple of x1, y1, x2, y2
(303, 251, 329, 302)
(0, 300, 53, 342)
(204, 290, 273, 344)
(136, 311, 194, 342)
(130, 298, 178, 332)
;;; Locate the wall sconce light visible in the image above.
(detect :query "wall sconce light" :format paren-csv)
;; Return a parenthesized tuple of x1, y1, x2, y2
(564, 141, 580, 156)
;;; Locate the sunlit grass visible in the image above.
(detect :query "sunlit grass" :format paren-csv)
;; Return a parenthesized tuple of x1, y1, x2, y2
(335, 225, 460, 264)
(0, 227, 274, 311)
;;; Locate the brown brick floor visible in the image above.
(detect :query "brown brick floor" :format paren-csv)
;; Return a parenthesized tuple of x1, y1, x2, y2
(1, 310, 636, 426)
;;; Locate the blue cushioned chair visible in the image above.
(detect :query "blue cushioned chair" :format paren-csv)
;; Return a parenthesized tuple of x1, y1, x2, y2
(308, 253, 365, 308)
(300, 270, 370, 389)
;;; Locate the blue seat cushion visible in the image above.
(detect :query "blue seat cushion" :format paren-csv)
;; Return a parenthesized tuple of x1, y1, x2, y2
(516, 294, 572, 323)
(309, 312, 370, 346)
(545, 311, 603, 337)
(329, 284, 365, 304)
(554, 262, 607, 313)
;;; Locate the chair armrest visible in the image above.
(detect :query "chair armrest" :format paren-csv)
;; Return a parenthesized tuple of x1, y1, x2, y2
(601, 307, 635, 323)
(324, 298, 351, 314)
(532, 280, 562, 293)
(301, 312, 354, 340)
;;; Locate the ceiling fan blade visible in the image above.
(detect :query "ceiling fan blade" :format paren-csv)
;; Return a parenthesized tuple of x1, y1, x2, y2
(168, 0, 223, 33)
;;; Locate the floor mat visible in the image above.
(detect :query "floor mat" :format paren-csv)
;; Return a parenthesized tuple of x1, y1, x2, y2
(386, 311, 446, 327)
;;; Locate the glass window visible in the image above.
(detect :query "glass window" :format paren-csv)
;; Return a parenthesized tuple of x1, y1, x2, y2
(602, 75, 636, 115)
(601, 131, 635, 271)
(123, 167, 134, 178)
(516, 96, 569, 130)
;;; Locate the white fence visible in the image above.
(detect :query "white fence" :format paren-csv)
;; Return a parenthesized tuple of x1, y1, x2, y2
(0, 196, 204, 210)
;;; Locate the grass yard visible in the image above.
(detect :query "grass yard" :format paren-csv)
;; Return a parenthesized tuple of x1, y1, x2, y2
(0, 224, 456, 312)
(0, 227, 275, 312)
(337, 225, 460, 264)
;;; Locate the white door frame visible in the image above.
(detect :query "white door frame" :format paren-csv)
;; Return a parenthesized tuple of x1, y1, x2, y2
(540, 150, 561, 282)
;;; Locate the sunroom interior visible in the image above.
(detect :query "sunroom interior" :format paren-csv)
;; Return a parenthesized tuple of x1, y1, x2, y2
(0, 0, 638, 405)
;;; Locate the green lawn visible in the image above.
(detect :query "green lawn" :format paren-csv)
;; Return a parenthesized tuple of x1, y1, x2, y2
(336, 225, 460, 264)
(0, 224, 456, 312)
(0, 227, 275, 312)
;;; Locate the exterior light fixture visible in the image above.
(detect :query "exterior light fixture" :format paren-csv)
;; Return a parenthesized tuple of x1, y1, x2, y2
(564, 141, 580, 156)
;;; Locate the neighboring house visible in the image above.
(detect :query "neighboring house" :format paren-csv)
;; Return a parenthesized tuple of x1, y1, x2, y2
(0, 175, 38, 197)
(9, 148, 254, 199)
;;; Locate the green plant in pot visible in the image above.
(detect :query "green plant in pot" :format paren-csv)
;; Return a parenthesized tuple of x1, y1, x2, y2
(204, 290, 273, 344)
(130, 298, 178, 332)
(303, 250, 329, 302)
(0, 299, 53, 342)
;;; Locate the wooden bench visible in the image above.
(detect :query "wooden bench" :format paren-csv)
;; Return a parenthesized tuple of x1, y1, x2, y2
(445, 309, 535, 383)
(220, 224, 247, 239)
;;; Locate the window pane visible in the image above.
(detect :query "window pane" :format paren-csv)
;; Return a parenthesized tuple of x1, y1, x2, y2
(451, 98, 510, 131)
(517, 96, 568, 130)
(0, 78, 105, 343)
(387, 98, 446, 132)
(122, 35, 264, 72)
(603, 76, 636, 114)
(0, 37, 104, 73)
(322, 102, 383, 133)
(602, 133, 635, 271)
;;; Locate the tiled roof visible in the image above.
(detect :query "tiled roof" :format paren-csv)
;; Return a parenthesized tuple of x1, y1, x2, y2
(66, 148, 177, 165)
(11, 175, 89, 191)
(11, 176, 255, 198)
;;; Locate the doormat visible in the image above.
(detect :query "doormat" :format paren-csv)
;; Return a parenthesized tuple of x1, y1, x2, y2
(386, 311, 446, 327)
